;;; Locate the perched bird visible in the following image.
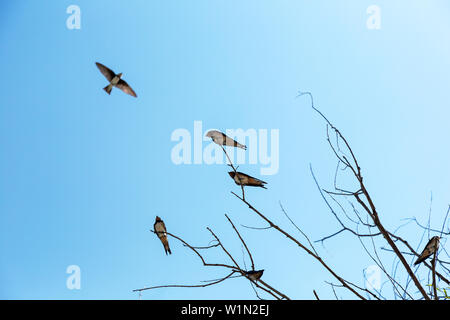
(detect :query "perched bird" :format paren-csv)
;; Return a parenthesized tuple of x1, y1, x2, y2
(205, 130, 247, 150)
(414, 236, 440, 266)
(245, 270, 264, 281)
(95, 62, 137, 97)
(153, 216, 171, 255)
(228, 171, 267, 189)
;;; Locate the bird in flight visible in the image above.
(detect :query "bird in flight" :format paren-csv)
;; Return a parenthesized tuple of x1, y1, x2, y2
(153, 216, 171, 255)
(205, 130, 247, 150)
(95, 62, 137, 97)
(414, 236, 440, 266)
(244, 270, 264, 281)
(228, 171, 267, 189)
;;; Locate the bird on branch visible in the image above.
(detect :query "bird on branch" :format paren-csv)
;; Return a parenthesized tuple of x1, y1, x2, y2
(206, 130, 247, 150)
(154, 216, 172, 255)
(228, 172, 267, 189)
(414, 236, 440, 266)
(244, 270, 264, 281)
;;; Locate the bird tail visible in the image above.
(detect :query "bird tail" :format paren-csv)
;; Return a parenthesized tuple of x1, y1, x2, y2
(165, 243, 172, 255)
(103, 84, 113, 95)
(414, 256, 425, 266)
(162, 238, 171, 255)
(237, 143, 247, 150)
(232, 140, 247, 150)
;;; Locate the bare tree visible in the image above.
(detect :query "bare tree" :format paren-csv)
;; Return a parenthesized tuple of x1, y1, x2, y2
(135, 92, 449, 300)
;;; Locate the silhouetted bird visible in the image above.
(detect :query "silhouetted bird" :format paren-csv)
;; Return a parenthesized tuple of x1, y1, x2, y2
(95, 62, 137, 97)
(154, 216, 171, 255)
(245, 270, 264, 281)
(228, 172, 267, 189)
(414, 236, 440, 266)
(206, 130, 247, 150)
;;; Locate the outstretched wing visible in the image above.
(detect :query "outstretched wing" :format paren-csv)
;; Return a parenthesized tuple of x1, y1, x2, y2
(95, 62, 115, 82)
(116, 79, 137, 97)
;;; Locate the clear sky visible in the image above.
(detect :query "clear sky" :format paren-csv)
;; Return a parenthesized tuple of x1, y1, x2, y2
(1, 0, 449, 300)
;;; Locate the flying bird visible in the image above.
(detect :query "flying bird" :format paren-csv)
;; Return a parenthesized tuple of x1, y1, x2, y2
(205, 130, 247, 150)
(228, 171, 267, 189)
(95, 62, 137, 97)
(414, 236, 440, 266)
(245, 270, 264, 281)
(153, 216, 171, 255)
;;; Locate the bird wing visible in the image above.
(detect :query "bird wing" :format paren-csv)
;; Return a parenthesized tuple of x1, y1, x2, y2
(206, 131, 246, 149)
(415, 238, 437, 265)
(154, 221, 167, 236)
(116, 79, 137, 97)
(163, 238, 171, 255)
(425, 237, 439, 254)
(235, 172, 267, 188)
(95, 62, 115, 82)
(234, 173, 249, 185)
(253, 270, 263, 280)
(223, 134, 247, 149)
(246, 175, 267, 186)
(154, 221, 171, 254)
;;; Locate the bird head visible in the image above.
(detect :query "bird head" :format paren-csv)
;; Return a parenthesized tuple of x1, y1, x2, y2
(155, 216, 161, 222)
(205, 130, 221, 140)
(228, 172, 235, 178)
(117, 73, 123, 78)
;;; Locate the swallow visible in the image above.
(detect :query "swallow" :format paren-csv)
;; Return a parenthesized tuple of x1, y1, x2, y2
(414, 236, 440, 266)
(228, 171, 267, 189)
(205, 130, 247, 150)
(95, 62, 137, 97)
(245, 270, 264, 281)
(153, 216, 171, 255)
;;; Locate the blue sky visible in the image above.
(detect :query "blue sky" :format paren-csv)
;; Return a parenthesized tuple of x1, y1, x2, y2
(1, 1, 449, 299)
